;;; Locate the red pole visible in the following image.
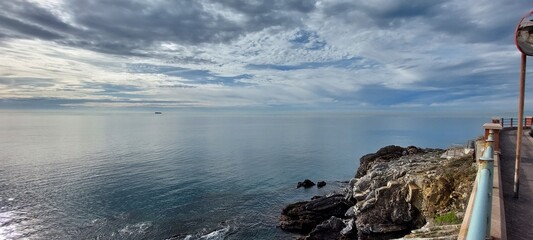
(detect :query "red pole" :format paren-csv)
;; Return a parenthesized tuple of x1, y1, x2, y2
(514, 53, 527, 198)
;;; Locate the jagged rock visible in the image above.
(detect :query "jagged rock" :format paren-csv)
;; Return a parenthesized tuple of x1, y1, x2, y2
(354, 180, 424, 239)
(340, 219, 357, 238)
(355, 145, 409, 178)
(344, 206, 356, 218)
(401, 223, 461, 239)
(305, 216, 346, 240)
(311, 195, 323, 200)
(279, 194, 352, 234)
(349, 149, 475, 239)
(279, 201, 317, 234)
(317, 181, 326, 188)
(297, 179, 316, 188)
(407, 146, 420, 155)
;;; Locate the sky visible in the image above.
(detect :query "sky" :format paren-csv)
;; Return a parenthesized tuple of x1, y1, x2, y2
(1, 0, 533, 112)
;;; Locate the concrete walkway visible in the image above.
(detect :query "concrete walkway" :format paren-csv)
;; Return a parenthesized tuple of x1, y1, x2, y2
(499, 129, 533, 240)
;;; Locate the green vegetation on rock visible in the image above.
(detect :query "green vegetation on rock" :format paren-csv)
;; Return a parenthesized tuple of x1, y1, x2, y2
(435, 212, 461, 225)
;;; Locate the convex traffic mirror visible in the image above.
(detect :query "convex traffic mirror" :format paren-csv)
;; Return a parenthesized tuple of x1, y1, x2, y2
(516, 11, 533, 56)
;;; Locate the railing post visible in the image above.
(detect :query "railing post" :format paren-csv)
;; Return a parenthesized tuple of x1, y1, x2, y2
(483, 124, 502, 152)
(467, 130, 495, 240)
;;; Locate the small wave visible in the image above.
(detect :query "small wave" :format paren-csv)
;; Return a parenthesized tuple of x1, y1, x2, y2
(199, 226, 230, 240)
(177, 226, 231, 240)
(117, 221, 152, 237)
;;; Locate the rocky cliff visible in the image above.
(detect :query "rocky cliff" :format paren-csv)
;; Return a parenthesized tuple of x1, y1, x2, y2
(279, 145, 476, 240)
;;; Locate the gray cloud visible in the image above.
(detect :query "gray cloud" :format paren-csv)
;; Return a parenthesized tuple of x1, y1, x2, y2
(88, 83, 144, 93)
(220, 0, 316, 30)
(65, 0, 241, 48)
(0, 0, 317, 56)
(0, 14, 63, 40)
(324, 0, 440, 23)
(0, 1, 78, 39)
(0, 97, 201, 109)
(126, 63, 254, 86)
(321, 0, 522, 44)
(322, 0, 443, 29)
(0, 0, 522, 56)
(223, 0, 315, 14)
(0, 77, 55, 87)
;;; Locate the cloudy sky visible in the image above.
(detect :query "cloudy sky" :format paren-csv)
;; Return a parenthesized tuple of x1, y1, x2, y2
(0, 0, 532, 111)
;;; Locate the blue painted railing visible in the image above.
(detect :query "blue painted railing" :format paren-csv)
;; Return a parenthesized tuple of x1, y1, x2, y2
(466, 131, 495, 240)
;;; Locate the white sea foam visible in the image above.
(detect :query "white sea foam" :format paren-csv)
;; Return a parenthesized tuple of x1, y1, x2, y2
(180, 226, 230, 240)
(199, 226, 230, 240)
(118, 221, 152, 236)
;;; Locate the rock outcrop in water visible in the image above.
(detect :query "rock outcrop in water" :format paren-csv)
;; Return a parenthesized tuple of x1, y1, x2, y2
(297, 179, 316, 188)
(279, 145, 476, 240)
(279, 194, 351, 234)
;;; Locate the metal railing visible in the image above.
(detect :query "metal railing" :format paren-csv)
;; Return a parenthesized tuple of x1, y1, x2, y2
(500, 117, 531, 128)
(466, 130, 495, 239)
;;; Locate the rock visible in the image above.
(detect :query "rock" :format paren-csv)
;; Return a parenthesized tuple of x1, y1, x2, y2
(297, 179, 316, 188)
(279, 194, 352, 234)
(280, 145, 476, 240)
(354, 180, 423, 239)
(305, 216, 346, 240)
(311, 195, 323, 200)
(407, 146, 420, 155)
(348, 149, 475, 239)
(279, 201, 320, 234)
(355, 145, 406, 178)
(344, 206, 356, 218)
(317, 181, 326, 188)
(340, 218, 356, 238)
(402, 223, 461, 239)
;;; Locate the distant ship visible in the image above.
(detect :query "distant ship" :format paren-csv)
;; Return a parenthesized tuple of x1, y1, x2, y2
(154, 112, 162, 114)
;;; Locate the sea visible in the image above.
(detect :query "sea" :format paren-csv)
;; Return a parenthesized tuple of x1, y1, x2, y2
(0, 111, 490, 239)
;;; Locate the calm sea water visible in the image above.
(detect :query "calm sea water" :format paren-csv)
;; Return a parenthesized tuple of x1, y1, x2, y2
(0, 111, 488, 239)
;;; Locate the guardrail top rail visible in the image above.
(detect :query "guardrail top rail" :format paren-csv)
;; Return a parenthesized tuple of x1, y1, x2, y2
(466, 130, 495, 240)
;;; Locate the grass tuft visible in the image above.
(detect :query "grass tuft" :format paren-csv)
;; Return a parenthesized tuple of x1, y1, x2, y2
(434, 211, 461, 225)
